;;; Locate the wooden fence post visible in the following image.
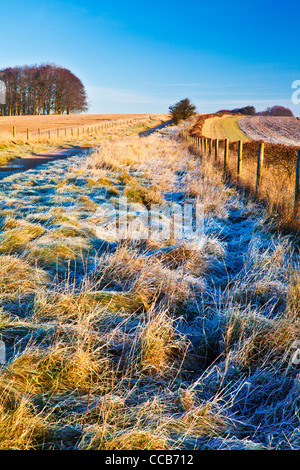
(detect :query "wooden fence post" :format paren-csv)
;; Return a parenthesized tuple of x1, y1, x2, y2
(38, 128, 41, 138)
(237, 140, 243, 177)
(27, 129, 29, 140)
(209, 139, 213, 156)
(294, 150, 300, 214)
(13, 127, 16, 138)
(255, 143, 264, 196)
(48, 130, 51, 139)
(215, 139, 219, 161)
(224, 139, 229, 172)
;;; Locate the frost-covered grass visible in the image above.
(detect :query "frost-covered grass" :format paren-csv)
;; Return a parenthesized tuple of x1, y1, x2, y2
(0, 125, 299, 450)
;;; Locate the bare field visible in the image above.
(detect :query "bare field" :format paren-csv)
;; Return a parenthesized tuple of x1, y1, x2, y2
(0, 113, 161, 137)
(238, 116, 300, 146)
(0, 114, 169, 167)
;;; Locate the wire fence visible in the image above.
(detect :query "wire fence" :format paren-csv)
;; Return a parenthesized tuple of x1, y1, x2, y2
(180, 131, 300, 230)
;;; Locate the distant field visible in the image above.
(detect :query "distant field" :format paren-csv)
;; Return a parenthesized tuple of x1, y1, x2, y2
(0, 113, 155, 137)
(202, 115, 251, 141)
(0, 114, 169, 166)
(238, 116, 300, 146)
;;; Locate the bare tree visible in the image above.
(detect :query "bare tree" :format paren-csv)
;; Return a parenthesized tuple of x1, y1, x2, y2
(0, 64, 88, 116)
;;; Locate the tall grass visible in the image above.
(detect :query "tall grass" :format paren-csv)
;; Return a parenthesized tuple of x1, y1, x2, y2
(0, 127, 299, 450)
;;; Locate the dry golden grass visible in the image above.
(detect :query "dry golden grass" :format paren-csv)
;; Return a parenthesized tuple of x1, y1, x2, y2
(0, 255, 48, 296)
(224, 144, 297, 230)
(6, 343, 110, 395)
(138, 311, 188, 376)
(83, 428, 168, 450)
(0, 391, 47, 450)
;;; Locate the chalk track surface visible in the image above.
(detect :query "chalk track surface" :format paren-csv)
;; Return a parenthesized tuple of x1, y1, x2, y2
(202, 115, 250, 141)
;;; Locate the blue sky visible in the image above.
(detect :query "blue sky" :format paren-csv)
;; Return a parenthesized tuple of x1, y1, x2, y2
(0, 0, 299, 114)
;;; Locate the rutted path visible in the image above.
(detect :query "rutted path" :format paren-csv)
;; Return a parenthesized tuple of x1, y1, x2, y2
(0, 146, 96, 180)
(202, 115, 250, 141)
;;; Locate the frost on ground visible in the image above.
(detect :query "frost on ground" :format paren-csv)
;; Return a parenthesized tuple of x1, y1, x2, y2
(0, 125, 300, 450)
(239, 116, 300, 146)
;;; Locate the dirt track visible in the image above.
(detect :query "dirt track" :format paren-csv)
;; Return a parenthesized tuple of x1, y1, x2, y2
(0, 146, 94, 180)
(202, 115, 250, 141)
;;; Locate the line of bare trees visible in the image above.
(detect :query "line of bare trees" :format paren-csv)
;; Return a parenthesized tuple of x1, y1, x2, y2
(0, 64, 88, 116)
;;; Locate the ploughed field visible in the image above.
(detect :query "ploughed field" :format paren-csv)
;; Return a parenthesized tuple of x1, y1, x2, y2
(238, 116, 300, 146)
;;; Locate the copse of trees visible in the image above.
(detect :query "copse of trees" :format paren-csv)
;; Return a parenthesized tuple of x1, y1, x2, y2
(0, 64, 88, 116)
(256, 105, 294, 117)
(217, 106, 256, 115)
(232, 106, 256, 115)
(217, 105, 294, 117)
(169, 98, 197, 124)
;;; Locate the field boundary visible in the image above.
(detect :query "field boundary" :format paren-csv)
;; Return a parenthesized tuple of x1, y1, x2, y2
(5, 115, 161, 141)
(0, 115, 169, 168)
(182, 125, 300, 232)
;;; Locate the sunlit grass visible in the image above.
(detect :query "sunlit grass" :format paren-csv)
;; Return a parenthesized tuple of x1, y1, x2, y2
(0, 124, 299, 450)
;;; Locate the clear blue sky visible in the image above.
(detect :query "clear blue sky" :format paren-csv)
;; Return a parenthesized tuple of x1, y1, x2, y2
(0, 0, 299, 115)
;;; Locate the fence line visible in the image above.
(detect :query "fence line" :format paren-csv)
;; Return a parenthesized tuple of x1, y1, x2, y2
(180, 130, 300, 222)
(295, 150, 300, 213)
(8, 115, 154, 141)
